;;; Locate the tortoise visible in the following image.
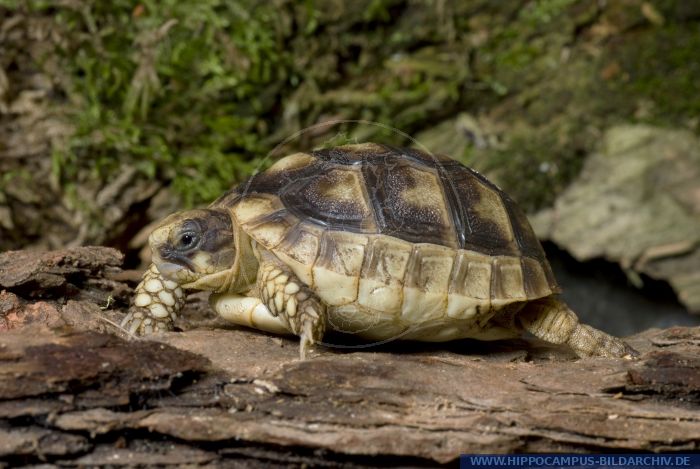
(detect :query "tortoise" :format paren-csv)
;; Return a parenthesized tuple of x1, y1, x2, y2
(122, 143, 637, 359)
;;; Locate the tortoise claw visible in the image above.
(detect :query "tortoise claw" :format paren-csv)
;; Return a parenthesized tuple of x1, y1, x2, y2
(298, 319, 316, 360)
(607, 338, 640, 360)
(120, 308, 174, 337)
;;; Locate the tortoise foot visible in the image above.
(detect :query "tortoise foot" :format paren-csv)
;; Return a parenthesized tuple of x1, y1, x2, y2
(120, 308, 174, 336)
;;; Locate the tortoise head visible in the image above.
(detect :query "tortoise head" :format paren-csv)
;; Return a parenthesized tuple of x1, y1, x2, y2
(148, 208, 243, 290)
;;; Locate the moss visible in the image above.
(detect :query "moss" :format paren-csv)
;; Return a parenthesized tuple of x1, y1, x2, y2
(5, 0, 700, 221)
(0, 1, 501, 210)
(13, 0, 469, 209)
(29, 0, 287, 206)
(470, 131, 586, 212)
(459, 0, 700, 209)
(476, 0, 585, 92)
(459, 0, 597, 208)
(607, 23, 700, 126)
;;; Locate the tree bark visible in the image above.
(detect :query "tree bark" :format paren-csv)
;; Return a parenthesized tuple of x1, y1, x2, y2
(1, 247, 698, 466)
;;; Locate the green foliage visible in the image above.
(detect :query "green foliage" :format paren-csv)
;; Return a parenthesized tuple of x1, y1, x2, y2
(8, 0, 699, 217)
(23, 0, 469, 207)
(519, 0, 579, 25)
(39, 0, 285, 205)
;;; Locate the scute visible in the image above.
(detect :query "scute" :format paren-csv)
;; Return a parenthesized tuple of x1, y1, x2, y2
(490, 257, 527, 302)
(402, 244, 454, 323)
(281, 167, 376, 231)
(266, 152, 316, 173)
(313, 231, 368, 306)
(274, 221, 323, 286)
(358, 236, 412, 313)
(362, 159, 457, 247)
(449, 250, 492, 300)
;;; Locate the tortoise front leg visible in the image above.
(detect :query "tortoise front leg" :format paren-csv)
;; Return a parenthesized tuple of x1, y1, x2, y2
(121, 264, 186, 335)
(209, 293, 292, 336)
(517, 298, 638, 358)
(255, 252, 327, 359)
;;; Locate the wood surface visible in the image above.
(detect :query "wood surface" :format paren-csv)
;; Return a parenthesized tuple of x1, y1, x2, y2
(1, 247, 698, 466)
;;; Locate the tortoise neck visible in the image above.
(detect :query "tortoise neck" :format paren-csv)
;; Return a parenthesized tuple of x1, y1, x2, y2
(218, 218, 259, 293)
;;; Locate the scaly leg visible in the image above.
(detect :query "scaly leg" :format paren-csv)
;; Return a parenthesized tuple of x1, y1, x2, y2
(209, 293, 292, 336)
(517, 297, 639, 358)
(256, 252, 326, 359)
(121, 264, 186, 335)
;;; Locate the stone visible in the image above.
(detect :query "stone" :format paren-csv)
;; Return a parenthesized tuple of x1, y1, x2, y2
(533, 125, 700, 313)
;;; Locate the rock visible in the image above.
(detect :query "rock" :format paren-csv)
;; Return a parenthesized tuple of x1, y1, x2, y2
(412, 113, 498, 159)
(533, 125, 700, 313)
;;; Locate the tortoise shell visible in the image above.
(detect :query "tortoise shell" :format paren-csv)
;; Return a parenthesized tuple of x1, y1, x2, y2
(213, 143, 558, 338)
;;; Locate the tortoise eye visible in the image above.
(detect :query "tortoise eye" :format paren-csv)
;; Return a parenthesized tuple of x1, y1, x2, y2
(176, 231, 199, 251)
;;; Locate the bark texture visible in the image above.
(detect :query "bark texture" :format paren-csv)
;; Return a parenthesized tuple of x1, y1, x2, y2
(0, 247, 698, 466)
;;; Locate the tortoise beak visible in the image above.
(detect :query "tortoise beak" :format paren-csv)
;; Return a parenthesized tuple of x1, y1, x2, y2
(151, 255, 199, 283)
(156, 261, 185, 278)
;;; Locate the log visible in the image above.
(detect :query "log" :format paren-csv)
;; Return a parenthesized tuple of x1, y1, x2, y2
(0, 247, 698, 466)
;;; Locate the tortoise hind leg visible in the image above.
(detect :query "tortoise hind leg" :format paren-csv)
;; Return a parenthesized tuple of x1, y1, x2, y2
(517, 298, 638, 358)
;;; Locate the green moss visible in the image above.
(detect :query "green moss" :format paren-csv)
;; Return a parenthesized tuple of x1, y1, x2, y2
(520, 0, 580, 25)
(8, 0, 700, 220)
(470, 132, 585, 212)
(476, 0, 582, 91)
(461, 1, 700, 210)
(608, 24, 700, 125)
(461, 0, 596, 208)
(21, 0, 465, 208)
(34, 0, 286, 206)
(0, 169, 29, 194)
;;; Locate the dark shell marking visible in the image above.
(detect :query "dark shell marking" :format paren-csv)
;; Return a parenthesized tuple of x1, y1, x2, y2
(226, 144, 543, 255)
(217, 143, 559, 300)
